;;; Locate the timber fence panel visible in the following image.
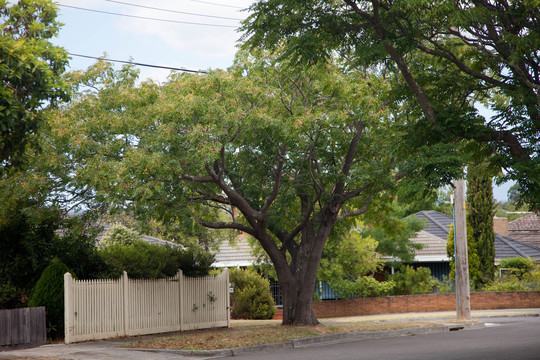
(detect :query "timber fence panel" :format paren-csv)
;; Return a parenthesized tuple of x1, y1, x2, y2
(0, 307, 46, 350)
(125, 272, 181, 336)
(181, 269, 229, 330)
(65, 269, 230, 343)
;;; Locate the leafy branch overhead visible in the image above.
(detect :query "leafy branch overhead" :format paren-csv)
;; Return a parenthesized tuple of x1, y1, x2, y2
(241, 0, 540, 210)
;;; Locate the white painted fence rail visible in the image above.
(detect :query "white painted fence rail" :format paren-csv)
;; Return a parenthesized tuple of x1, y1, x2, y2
(64, 269, 230, 344)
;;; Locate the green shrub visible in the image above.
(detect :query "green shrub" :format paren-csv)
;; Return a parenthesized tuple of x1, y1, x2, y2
(99, 223, 141, 247)
(482, 276, 529, 292)
(330, 277, 395, 299)
(390, 266, 441, 295)
(498, 257, 534, 279)
(29, 259, 76, 339)
(229, 268, 276, 320)
(98, 240, 214, 279)
(0, 284, 27, 309)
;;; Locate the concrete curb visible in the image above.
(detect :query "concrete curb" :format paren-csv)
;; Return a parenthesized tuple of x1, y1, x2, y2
(134, 322, 485, 358)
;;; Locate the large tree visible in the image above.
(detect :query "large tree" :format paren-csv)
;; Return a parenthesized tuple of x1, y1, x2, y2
(45, 55, 410, 325)
(241, 0, 540, 211)
(0, 0, 68, 169)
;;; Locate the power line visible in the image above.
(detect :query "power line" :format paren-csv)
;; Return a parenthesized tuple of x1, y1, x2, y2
(187, 0, 244, 9)
(69, 53, 208, 74)
(104, 0, 243, 21)
(57, 4, 238, 28)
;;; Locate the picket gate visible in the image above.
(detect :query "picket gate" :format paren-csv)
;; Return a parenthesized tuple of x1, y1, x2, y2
(64, 269, 229, 343)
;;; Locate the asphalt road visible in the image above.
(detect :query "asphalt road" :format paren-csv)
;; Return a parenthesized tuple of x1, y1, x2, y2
(231, 316, 540, 360)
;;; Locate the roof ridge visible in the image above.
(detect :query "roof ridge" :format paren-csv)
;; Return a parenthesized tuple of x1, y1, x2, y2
(419, 210, 452, 234)
(496, 234, 529, 257)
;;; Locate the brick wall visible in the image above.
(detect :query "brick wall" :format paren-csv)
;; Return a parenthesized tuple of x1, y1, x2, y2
(312, 291, 540, 318)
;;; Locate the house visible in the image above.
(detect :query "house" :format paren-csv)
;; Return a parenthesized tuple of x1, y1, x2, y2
(508, 213, 540, 248)
(399, 210, 540, 280)
(212, 237, 258, 268)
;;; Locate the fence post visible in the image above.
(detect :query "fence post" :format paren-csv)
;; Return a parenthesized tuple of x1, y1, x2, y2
(122, 271, 129, 336)
(64, 272, 73, 344)
(177, 269, 183, 331)
(224, 268, 230, 328)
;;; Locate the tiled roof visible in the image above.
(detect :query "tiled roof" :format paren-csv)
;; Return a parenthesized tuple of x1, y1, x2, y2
(411, 211, 540, 261)
(508, 213, 540, 231)
(410, 230, 449, 259)
(213, 237, 257, 267)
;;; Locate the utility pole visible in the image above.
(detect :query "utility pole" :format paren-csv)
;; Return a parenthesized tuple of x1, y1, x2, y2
(453, 179, 471, 320)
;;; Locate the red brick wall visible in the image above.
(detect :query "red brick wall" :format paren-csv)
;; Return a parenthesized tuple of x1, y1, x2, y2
(312, 291, 540, 318)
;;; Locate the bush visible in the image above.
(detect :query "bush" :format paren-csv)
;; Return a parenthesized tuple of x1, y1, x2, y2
(99, 223, 141, 247)
(390, 266, 441, 295)
(0, 284, 27, 309)
(98, 240, 214, 279)
(482, 276, 529, 292)
(28, 259, 76, 339)
(229, 268, 276, 320)
(498, 257, 535, 279)
(330, 277, 395, 299)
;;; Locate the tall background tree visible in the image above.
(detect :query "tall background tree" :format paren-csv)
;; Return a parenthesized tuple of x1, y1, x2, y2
(467, 163, 496, 286)
(241, 0, 540, 211)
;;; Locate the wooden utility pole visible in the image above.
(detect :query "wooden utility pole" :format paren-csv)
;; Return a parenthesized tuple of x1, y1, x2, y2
(453, 179, 471, 320)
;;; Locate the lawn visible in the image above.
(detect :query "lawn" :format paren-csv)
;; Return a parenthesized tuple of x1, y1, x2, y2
(124, 320, 454, 351)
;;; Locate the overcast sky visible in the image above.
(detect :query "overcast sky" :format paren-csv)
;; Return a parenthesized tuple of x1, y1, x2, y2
(50, 0, 512, 202)
(53, 0, 253, 82)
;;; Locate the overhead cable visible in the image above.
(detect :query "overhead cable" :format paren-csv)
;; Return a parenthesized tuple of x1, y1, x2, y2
(105, 0, 243, 21)
(187, 0, 244, 9)
(69, 53, 208, 74)
(58, 4, 238, 28)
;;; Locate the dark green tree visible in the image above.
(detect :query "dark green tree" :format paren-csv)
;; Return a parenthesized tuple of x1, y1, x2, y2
(467, 163, 496, 285)
(241, 0, 540, 211)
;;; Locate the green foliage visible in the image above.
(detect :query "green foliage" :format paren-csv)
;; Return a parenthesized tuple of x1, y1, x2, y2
(482, 260, 540, 292)
(467, 163, 496, 285)
(29, 258, 76, 339)
(482, 277, 529, 292)
(330, 277, 395, 299)
(98, 240, 214, 279)
(100, 223, 141, 247)
(0, 284, 26, 309)
(241, 0, 540, 212)
(498, 257, 535, 279)
(0, 0, 69, 168)
(447, 222, 482, 289)
(390, 266, 442, 295)
(370, 216, 426, 263)
(0, 204, 62, 294)
(319, 225, 383, 283)
(229, 268, 276, 320)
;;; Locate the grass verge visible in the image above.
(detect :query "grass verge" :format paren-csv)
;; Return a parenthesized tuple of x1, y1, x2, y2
(124, 320, 458, 351)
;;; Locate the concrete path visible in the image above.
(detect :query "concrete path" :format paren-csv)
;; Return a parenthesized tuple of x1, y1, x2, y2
(1, 308, 538, 360)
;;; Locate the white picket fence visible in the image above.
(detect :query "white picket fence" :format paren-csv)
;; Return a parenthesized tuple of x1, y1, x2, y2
(64, 269, 230, 343)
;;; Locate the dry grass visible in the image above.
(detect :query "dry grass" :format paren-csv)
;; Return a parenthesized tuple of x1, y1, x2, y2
(124, 320, 446, 351)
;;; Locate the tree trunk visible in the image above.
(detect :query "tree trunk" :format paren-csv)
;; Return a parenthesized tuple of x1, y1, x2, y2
(279, 266, 320, 326)
(273, 218, 335, 326)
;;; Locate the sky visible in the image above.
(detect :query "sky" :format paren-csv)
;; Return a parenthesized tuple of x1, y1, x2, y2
(52, 0, 254, 82)
(49, 0, 513, 202)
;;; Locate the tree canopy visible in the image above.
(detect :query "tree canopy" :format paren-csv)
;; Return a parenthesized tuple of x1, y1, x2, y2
(43, 52, 416, 324)
(241, 0, 540, 211)
(0, 0, 68, 169)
